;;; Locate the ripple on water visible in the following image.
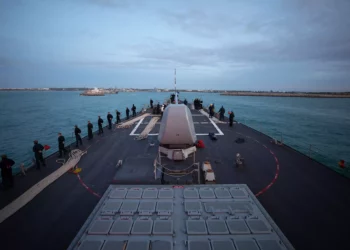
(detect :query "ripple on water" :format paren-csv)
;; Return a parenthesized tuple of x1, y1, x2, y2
(0, 92, 349, 176)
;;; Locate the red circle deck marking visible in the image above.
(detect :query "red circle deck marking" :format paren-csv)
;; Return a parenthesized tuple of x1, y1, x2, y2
(236, 132, 280, 197)
(255, 144, 280, 197)
(76, 174, 101, 198)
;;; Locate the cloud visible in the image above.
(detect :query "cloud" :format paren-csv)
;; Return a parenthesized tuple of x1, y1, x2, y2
(81, 0, 142, 9)
(84, 0, 128, 8)
(158, 1, 350, 67)
(2, 0, 350, 90)
(160, 9, 238, 39)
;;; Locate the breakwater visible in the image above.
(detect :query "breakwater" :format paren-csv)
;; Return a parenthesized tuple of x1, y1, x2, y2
(221, 92, 350, 98)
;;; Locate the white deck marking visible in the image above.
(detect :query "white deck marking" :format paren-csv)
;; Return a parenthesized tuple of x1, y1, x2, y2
(132, 133, 223, 136)
(209, 116, 224, 135)
(129, 118, 144, 136)
(130, 112, 224, 136)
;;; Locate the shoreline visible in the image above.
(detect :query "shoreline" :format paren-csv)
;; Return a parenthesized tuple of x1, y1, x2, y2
(220, 92, 350, 98)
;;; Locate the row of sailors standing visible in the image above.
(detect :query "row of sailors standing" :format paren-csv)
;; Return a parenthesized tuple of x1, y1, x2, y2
(84, 104, 138, 140)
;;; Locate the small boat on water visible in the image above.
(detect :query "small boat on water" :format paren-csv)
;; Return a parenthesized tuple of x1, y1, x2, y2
(80, 88, 105, 96)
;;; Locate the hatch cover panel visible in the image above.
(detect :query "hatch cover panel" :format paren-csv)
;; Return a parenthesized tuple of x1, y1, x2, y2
(88, 220, 113, 235)
(78, 240, 104, 250)
(109, 188, 127, 199)
(68, 185, 293, 250)
(126, 241, 149, 250)
(212, 240, 236, 250)
(131, 220, 153, 235)
(257, 240, 284, 250)
(101, 241, 125, 250)
(188, 241, 211, 250)
(109, 219, 133, 235)
(158, 188, 173, 198)
(214, 188, 231, 199)
(142, 188, 158, 199)
(199, 188, 215, 199)
(184, 188, 199, 199)
(153, 220, 173, 235)
(186, 220, 208, 235)
(206, 220, 229, 234)
(226, 220, 250, 234)
(234, 239, 259, 250)
(152, 241, 173, 250)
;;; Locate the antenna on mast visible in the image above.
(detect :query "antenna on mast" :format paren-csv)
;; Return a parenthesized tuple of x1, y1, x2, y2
(174, 68, 178, 104)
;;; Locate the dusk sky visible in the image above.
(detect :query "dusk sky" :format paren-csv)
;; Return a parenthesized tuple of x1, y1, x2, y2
(1, 0, 350, 91)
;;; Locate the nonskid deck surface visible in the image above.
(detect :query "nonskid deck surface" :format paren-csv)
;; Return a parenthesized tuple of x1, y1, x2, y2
(0, 109, 350, 250)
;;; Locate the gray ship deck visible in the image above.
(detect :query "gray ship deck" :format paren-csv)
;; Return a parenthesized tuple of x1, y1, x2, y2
(1, 108, 350, 250)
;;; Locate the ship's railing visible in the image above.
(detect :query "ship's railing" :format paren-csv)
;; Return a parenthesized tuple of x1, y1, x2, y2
(6, 104, 149, 179)
(235, 117, 350, 178)
(9, 133, 83, 177)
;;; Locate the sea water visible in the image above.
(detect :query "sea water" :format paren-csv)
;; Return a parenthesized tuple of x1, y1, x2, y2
(0, 91, 349, 177)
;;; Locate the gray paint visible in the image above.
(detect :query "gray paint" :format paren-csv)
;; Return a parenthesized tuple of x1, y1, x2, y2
(158, 104, 197, 144)
(68, 184, 294, 250)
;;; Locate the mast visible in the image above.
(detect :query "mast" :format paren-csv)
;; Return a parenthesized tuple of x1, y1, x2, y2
(174, 68, 178, 104)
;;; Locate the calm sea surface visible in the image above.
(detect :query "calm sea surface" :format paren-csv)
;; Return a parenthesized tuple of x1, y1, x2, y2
(0, 91, 349, 177)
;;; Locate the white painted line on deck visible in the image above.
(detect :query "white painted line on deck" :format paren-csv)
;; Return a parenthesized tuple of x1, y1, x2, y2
(130, 118, 144, 136)
(201, 122, 209, 124)
(209, 117, 224, 135)
(132, 133, 223, 136)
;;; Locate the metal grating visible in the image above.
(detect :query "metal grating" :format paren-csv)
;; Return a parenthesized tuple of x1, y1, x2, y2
(158, 188, 173, 199)
(206, 220, 229, 235)
(138, 201, 156, 213)
(184, 201, 202, 212)
(126, 241, 149, 250)
(188, 241, 211, 250)
(234, 240, 259, 250)
(226, 220, 250, 234)
(212, 240, 236, 250)
(199, 188, 216, 199)
(109, 188, 127, 199)
(229, 188, 248, 199)
(126, 188, 143, 199)
(120, 201, 139, 215)
(101, 241, 125, 250)
(153, 220, 173, 235)
(78, 240, 104, 250)
(131, 220, 153, 235)
(184, 188, 199, 199)
(186, 220, 208, 235)
(152, 241, 173, 250)
(109, 219, 133, 235)
(246, 219, 270, 234)
(88, 220, 113, 235)
(142, 188, 158, 199)
(257, 240, 283, 250)
(214, 188, 231, 199)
